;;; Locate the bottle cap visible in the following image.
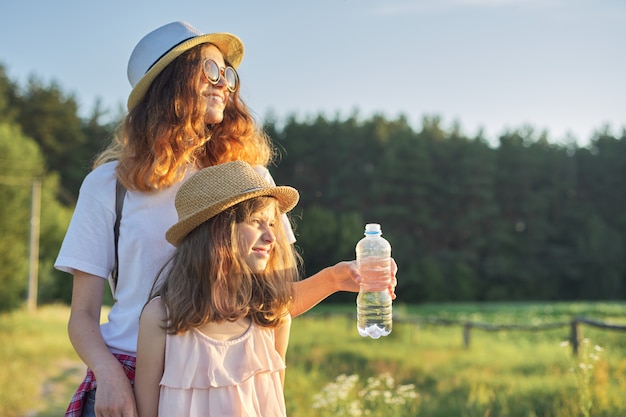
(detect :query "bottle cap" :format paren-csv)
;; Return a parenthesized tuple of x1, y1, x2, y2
(364, 223, 381, 235)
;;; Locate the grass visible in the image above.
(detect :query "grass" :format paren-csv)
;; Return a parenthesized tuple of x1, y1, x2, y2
(2, 302, 626, 416)
(0, 304, 83, 417)
(287, 301, 626, 417)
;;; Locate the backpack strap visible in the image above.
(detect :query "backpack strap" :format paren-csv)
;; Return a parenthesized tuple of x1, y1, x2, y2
(110, 179, 127, 295)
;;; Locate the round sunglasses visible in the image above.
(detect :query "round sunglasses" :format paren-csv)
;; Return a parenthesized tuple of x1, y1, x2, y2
(202, 59, 238, 92)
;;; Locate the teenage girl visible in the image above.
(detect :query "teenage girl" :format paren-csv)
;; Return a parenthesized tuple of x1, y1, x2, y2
(57, 21, 397, 416)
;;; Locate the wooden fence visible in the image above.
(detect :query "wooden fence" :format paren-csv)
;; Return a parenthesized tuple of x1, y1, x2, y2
(394, 315, 626, 355)
(308, 312, 626, 355)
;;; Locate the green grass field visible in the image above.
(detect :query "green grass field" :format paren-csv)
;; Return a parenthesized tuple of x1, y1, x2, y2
(0, 305, 83, 417)
(2, 302, 625, 417)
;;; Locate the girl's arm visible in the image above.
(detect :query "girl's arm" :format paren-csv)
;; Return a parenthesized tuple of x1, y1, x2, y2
(274, 313, 292, 387)
(68, 271, 138, 416)
(289, 259, 398, 317)
(135, 298, 167, 417)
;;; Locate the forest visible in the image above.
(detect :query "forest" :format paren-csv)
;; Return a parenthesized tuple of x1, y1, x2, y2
(1, 63, 625, 312)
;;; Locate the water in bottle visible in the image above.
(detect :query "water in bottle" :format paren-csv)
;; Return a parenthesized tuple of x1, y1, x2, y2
(356, 223, 392, 339)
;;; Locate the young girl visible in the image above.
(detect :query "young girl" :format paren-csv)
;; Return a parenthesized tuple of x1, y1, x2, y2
(134, 160, 301, 417)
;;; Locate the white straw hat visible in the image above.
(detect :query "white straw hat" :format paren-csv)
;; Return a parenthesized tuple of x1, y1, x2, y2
(127, 21, 244, 110)
(166, 161, 299, 246)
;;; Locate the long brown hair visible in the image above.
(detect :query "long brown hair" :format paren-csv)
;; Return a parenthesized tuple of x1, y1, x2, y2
(95, 44, 274, 191)
(152, 197, 302, 334)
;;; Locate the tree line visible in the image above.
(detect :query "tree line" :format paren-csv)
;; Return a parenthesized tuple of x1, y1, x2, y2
(0, 63, 624, 312)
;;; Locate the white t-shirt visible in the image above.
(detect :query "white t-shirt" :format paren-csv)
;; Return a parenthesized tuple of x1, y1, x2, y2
(55, 161, 295, 355)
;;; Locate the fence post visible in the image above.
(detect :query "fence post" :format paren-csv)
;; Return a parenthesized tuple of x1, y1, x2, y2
(570, 319, 580, 355)
(463, 323, 471, 348)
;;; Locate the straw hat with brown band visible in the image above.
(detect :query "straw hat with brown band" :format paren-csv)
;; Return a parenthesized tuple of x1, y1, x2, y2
(166, 161, 299, 246)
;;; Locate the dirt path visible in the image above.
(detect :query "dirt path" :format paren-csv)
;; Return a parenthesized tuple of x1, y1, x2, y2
(25, 359, 85, 417)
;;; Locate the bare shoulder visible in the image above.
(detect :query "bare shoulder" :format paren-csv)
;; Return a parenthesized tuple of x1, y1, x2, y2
(140, 297, 167, 327)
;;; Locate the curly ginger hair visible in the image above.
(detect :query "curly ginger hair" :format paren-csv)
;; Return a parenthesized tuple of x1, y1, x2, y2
(95, 44, 274, 191)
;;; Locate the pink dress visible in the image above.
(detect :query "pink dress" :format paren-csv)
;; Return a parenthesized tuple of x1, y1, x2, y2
(158, 322, 287, 416)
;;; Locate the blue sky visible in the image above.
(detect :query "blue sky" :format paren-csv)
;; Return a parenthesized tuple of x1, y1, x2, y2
(1, 0, 624, 146)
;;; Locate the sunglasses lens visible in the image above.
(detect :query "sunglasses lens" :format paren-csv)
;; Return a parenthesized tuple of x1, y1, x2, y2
(224, 67, 238, 91)
(203, 59, 238, 92)
(203, 60, 220, 83)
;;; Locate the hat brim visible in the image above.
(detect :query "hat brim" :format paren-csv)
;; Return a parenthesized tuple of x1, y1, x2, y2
(166, 186, 298, 246)
(127, 32, 243, 110)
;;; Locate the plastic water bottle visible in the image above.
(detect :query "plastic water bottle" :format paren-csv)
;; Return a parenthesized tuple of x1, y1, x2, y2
(356, 223, 392, 339)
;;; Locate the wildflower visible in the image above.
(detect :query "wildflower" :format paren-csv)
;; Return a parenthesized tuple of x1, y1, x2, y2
(313, 373, 419, 416)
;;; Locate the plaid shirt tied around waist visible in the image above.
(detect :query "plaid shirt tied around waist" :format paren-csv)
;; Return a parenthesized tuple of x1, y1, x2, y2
(65, 353, 136, 417)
